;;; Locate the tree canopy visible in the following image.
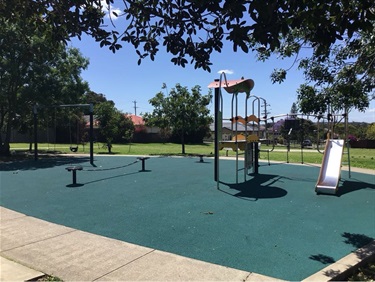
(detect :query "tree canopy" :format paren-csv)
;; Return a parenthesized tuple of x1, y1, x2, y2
(0, 16, 89, 155)
(366, 123, 375, 140)
(3, 0, 374, 72)
(95, 100, 134, 153)
(289, 102, 298, 118)
(144, 84, 213, 154)
(274, 23, 375, 116)
(2, 0, 374, 154)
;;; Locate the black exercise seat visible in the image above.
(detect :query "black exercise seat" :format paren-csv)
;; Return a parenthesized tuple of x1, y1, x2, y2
(65, 166, 83, 185)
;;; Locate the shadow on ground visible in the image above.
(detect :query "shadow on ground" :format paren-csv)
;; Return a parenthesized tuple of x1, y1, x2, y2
(309, 232, 375, 279)
(337, 179, 375, 196)
(0, 156, 91, 171)
(219, 174, 288, 200)
(309, 232, 374, 265)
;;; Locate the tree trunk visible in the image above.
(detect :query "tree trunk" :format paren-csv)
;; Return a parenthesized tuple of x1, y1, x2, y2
(181, 129, 185, 154)
(0, 119, 9, 156)
(0, 116, 12, 156)
(0, 143, 10, 156)
(29, 130, 33, 151)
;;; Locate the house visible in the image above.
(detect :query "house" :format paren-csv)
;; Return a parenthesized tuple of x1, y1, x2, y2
(127, 114, 163, 142)
(209, 121, 266, 141)
(127, 114, 160, 134)
(129, 114, 145, 127)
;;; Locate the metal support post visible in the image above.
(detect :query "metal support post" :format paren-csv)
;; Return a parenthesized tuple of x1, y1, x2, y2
(214, 82, 220, 182)
(254, 142, 259, 174)
(33, 105, 38, 161)
(89, 103, 94, 165)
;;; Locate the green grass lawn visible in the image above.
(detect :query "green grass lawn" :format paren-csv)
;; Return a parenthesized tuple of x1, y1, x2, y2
(9, 142, 375, 170)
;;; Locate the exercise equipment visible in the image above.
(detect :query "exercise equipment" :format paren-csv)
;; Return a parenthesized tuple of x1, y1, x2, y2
(65, 166, 83, 186)
(137, 157, 150, 171)
(65, 158, 149, 186)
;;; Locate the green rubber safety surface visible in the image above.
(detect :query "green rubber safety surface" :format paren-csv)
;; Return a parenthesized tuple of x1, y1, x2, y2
(1, 155, 374, 280)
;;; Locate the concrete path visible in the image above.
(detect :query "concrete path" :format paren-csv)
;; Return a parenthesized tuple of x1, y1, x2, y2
(0, 207, 283, 281)
(0, 256, 44, 281)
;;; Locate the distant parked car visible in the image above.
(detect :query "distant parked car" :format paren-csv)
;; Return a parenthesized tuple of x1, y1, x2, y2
(302, 139, 312, 148)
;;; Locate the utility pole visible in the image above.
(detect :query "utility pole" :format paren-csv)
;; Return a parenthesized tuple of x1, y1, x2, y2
(132, 100, 138, 115)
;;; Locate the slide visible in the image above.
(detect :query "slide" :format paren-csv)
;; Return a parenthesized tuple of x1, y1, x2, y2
(315, 139, 345, 195)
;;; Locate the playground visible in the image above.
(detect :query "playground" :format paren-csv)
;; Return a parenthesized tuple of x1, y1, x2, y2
(2, 76, 374, 280)
(0, 155, 374, 281)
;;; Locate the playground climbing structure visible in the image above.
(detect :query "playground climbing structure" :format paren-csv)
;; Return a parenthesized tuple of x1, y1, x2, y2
(209, 74, 268, 186)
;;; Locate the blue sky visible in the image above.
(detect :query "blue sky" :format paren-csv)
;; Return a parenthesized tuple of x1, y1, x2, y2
(68, 8, 374, 124)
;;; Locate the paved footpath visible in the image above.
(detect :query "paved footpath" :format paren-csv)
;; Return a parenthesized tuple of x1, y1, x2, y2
(2, 206, 375, 281)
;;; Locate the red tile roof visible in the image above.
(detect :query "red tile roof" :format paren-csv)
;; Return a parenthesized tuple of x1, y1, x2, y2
(128, 114, 145, 126)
